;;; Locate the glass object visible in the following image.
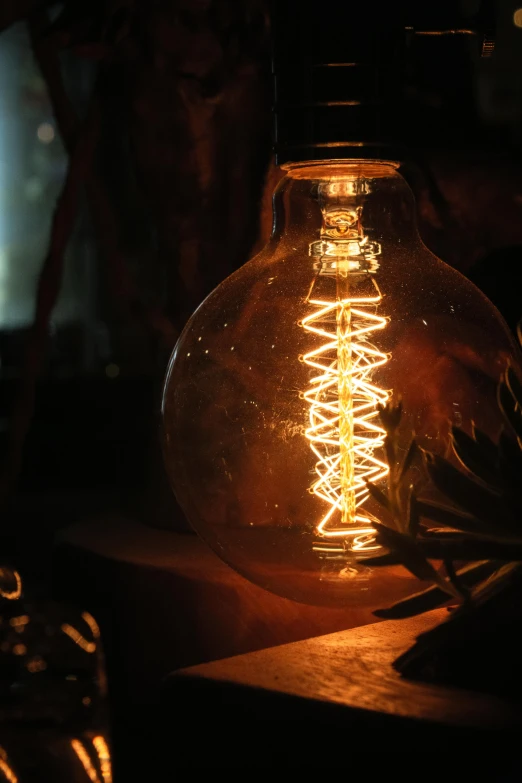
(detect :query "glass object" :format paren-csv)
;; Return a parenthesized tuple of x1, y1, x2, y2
(0, 568, 112, 782)
(162, 161, 520, 608)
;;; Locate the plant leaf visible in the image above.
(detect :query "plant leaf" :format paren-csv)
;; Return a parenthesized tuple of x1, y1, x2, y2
(498, 378, 522, 442)
(407, 486, 420, 537)
(423, 452, 517, 535)
(398, 439, 418, 482)
(374, 560, 495, 619)
(506, 365, 522, 409)
(471, 422, 498, 456)
(419, 494, 522, 542)
(365, 481, 390, 512)
(365, 536, 522, 563)
(372, 521, 459, 597)
(443, 558, 469, 599)
(450, 426, 500, 489)
(378, 400, 403, 433)
(417, 499, 477, 530)
(421, 536, 522, 560)
(498, 429, 522, 488)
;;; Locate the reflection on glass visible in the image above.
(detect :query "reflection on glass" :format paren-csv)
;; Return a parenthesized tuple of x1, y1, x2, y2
(61, 612, 99, 654)
(0, 569, 22, 601)
(0, 569, 112, 782)
(71, 735, 112, 783)
(0, 747, 18, 783)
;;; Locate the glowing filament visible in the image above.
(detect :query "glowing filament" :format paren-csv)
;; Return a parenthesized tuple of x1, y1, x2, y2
(302, 280, 389, 548)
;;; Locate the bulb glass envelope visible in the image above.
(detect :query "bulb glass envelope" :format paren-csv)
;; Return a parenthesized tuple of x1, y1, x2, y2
(163, 162, 518, 607)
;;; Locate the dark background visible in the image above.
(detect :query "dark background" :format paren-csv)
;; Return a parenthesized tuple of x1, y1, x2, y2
(1, 0, 522, 576)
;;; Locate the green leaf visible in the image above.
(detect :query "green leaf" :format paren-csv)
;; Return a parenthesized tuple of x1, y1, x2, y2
(506, 365, 522, 410)
(424, 452, 516, 535)
(407, 486, 420, 537)
(498, 429, 522, 485)
(366, 534, 522, 563)
(398, 439, 418, 482)
(384, 435, 396, 491)
(420, 495, 522, 543)
(497, 431, 522, 524)
(365, 481, 390, 512)
(378, 400, 402, 434)
(423, 534, 522, 560)
(498, 378, 522, 442)
(466, 561, 522, 606)
(374, 560, 496, 619)
(450, 426, 500, 489)
(471, 422, 498, 458)
(417, 499, 477, 531)
(372, 521, 459, 596)
(443, 558, 469, 599)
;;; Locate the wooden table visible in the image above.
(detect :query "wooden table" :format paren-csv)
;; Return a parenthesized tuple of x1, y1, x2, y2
(162, 610, 522, 767)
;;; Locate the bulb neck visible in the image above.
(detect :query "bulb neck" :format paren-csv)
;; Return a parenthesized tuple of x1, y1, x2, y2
(270, 160, 421, 251)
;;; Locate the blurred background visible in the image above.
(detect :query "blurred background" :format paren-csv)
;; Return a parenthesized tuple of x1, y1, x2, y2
(1, 0, 522, 574)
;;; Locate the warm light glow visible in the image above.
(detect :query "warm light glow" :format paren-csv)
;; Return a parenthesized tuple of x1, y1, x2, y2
(93, 737, 112, 783)
(71, 737, 112, 783)
(61, 612, 99, 653)
(161, 161, 520, 607)
(61, 624, 96, 652)
(0, 569, 22, 600)
(82, 611, 101, 639)
(71, 740, 100, 783)
(302, 197, 390, 553)
(9, 615, 29, 627)
(0, 749, 17, 783)
(514, 8, 522, 27)
(26, 656, 47, 673)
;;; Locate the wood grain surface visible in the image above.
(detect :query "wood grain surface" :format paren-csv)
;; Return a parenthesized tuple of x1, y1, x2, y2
(162, 610, 522, 766)
(172, 610, 520, 729)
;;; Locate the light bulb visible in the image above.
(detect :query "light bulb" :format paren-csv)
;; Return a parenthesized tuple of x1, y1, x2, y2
(162, 160, 519, 608)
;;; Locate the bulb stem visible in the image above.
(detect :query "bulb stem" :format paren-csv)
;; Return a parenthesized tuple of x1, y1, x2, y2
(336, 273, 356, 527)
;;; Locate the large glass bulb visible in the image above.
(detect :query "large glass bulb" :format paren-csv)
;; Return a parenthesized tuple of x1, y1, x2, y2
(162, 161, 519, 608)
